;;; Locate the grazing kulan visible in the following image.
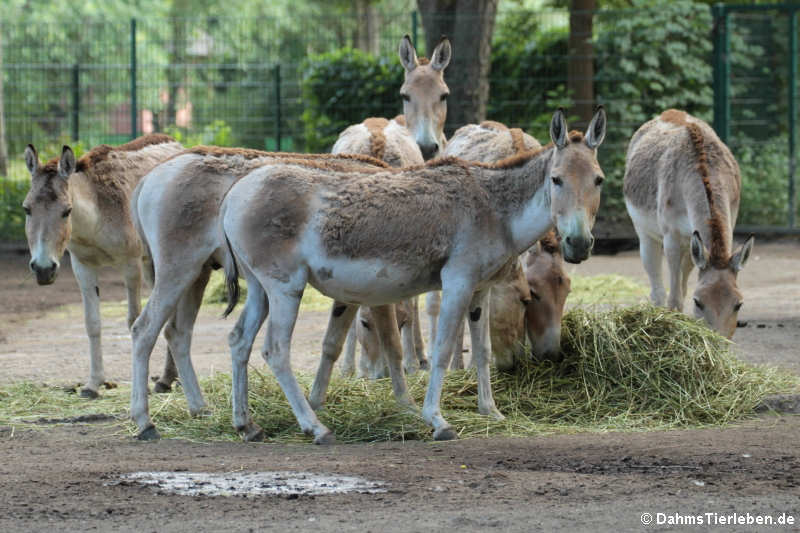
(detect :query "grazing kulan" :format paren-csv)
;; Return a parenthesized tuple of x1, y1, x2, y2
(22, 135, 183, 398)
(219, 108, 607, 443)
(624, 109, 753, 338)
(129, 148, 389, 441)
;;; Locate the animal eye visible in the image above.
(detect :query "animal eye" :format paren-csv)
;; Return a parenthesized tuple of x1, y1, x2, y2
(360, 319, 371, 330)
(694, 298, 705, 311)
(440, 93, 448, 102)
(401, 93, 411, 102)
(595, 175, 604, 186)
(733, 302, 743, 312)
(551, 176, 563, 186)
(62, 207, 72, 218)
(530, 289, 541, 301)
(23, 205, 31, 215)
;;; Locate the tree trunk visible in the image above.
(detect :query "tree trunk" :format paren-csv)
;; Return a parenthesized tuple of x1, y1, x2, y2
(353, 0, 380, 55)
(417, 0, 499, 137)
(166, 2, 189, 128)
(568, 0, 595, 130)
(0, 25, 8, 177)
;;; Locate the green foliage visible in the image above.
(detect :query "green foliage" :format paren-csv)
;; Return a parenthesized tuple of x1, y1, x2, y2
(733, 138, 797, 226)
(300, 48, 404, 152)
(165, 120, 235, 148)
(0, 177, 29, 242)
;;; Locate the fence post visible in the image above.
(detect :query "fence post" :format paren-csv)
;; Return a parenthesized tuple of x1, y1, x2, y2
(788, 8, 797, 228)
(130, 18, 138, 140)
(71, 63, 79, 142)
(274, 64, 281, 152)
(712, 3, 730, 144)
(412, 10, 419, 51)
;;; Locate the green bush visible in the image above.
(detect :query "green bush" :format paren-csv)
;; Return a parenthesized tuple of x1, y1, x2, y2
(300, 48, 405, 152)
(165, 120, 235, 148)
(0, 178, 30, 242)
(733, 138, 797, 227)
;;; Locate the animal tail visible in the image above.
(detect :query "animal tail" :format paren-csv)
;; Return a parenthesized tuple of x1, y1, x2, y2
(221, 232, 240, 319)
(131, 181, 155, 287)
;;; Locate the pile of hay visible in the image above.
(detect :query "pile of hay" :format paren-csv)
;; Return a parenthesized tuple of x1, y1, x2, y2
(1, 305, 796, 443)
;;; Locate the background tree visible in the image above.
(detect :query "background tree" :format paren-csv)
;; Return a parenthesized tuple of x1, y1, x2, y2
(417, 0, 499, 135)
(0, 25, 8, 177)
(568, 0, 595, 129)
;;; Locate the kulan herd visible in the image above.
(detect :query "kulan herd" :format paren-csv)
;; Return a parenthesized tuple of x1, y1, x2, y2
(20, 36, 753, 443)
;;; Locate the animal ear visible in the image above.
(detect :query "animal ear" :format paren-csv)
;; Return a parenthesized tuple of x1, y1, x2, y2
(729, 234, 754, 272)
(398, 35, 419, 72)
(549, 108, 568, 149)
(690, 231, 709, 270)
(430, 36, 452, 72)
(585, 106, 607, 149)
(58, 146, 76, 179)
(24, 144, 39, 175)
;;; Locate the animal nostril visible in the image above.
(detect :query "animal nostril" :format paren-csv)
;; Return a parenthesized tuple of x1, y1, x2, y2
(565, 236, 573, 246)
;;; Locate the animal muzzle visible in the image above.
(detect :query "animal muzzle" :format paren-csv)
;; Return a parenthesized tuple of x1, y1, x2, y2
(30, 259, 58, 285)
(418, 142, 440, 160)
(561, 234, 594, 264)
(529, 325, 562, 363)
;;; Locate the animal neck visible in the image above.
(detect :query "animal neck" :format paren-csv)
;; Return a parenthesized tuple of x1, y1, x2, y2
(66, 172, 102, 246)
(689, 170, 734, 269)
(478, 147, 554, 254)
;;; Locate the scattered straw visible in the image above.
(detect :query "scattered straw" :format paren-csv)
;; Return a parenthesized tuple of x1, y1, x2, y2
(1, 306, 796, 444)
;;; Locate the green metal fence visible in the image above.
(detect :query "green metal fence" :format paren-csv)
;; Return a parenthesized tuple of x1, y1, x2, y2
(713, 2, 800, 231)
(1, 2, 799, 242)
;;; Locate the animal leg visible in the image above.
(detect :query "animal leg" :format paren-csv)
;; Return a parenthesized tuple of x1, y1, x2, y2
(411, 296, 428, 370)
(263, 284, 334, 444)
(70, 257, 104, 398)
(130, 268, 199, 440)
(228, 270, 269, 442)
(680, 248, 694, 302)
(123, 259, 143, 330)
(422, 280, 474, 441)
(449, 318, 466, 370)
(308, 301, 358, 410)
(371, 305, 415, 409)
(639, 233, 666, 306)
(468, 290, 503, 419)
(339, 319, 359, 377)
(162, 267, 211, 416)
(400, 301, 420, 375)
(153, 345, 178, 393)
(425, 291, 440, 353)
(664, 232, 685, 311)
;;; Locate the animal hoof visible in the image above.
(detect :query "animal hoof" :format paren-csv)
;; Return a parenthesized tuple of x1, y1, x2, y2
(103, 381, 118, 390)
(240, 424, 265, 442)
(153, 381, 172, 393)
(433, 426, 458, 441)
(313, 431, 336, 445)
(80, 387, 99, 399)
(418, 359, 429, 371)
(136, 425, 161, 441)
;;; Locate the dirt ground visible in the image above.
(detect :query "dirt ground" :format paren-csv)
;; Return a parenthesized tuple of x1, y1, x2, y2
(0, 239, 798, 532)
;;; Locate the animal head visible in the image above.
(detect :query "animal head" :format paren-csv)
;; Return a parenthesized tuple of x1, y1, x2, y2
(547, 107, 607, 264)
(491, 258, 532, 372)
(524, 235, 571, 361)
(22, 144, 77, 285)
(398, 35, 451, 160)
(690, 231, 754, 338)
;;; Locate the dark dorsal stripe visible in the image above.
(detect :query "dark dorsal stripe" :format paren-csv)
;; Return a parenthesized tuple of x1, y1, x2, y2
(363, 117, 390, 161)
(660, 109, 729, 268)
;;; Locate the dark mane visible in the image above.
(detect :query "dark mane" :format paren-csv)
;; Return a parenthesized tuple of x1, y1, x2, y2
(75, 133, 176, 172)
(660, 109, 729, 268)
(539, 230, 561, 254)
(177, 146, 391, 168)
(363, 117, 390, 161)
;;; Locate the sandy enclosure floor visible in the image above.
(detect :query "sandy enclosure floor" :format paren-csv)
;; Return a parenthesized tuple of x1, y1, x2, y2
(0, 239, 798, 532)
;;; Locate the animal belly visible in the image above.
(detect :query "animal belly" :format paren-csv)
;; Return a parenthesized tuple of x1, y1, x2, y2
(307, 257, 434, 306)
